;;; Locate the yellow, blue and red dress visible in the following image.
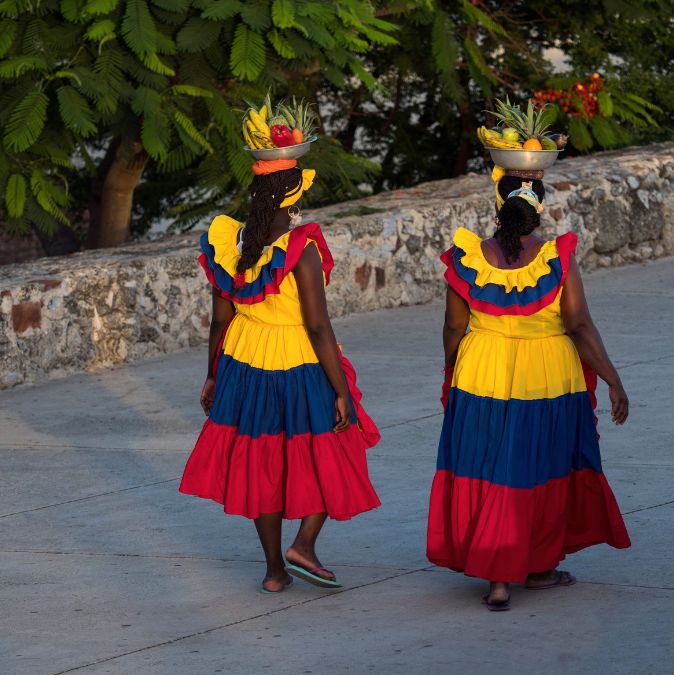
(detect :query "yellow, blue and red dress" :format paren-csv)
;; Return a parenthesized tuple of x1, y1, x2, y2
(179, 217, 380, 520)
(427, 227, 630, 582)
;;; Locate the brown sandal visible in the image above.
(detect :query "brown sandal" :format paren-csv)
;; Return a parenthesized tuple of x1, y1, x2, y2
(525, 570, 576, 590)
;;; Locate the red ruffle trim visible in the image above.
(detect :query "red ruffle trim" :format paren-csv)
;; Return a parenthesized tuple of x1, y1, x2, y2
(179, 423, 381, 520)
(441, 232, 578, 316)
(199, 222, 334, 305)
(427, 468, 631, 582)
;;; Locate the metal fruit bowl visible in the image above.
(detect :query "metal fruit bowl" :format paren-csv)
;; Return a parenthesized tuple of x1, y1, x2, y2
(488, 147, 562, 170)
(244, 136, 317, 161)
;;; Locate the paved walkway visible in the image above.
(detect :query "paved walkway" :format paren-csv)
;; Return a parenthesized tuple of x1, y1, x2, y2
(1, 259, 673, 675)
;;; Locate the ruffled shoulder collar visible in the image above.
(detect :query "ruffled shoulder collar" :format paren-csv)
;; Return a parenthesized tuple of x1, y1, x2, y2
(198, 218, 333, 305)
(441, 227, 577, 316)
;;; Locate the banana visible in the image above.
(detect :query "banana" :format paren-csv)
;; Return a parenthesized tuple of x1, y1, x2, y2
(246, 120, 263, 148)
(258, 104, 268, 123)
(248, 108, 271, 137)
(487, 138, 523, 149)
(243, 120, 256, 148)
(247, 121, 274, 149)
(477, 125, 523, 149)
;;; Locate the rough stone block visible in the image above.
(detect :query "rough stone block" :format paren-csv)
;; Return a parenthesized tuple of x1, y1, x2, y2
(11, 302, 41, 333)
(1, 142, 672, 389)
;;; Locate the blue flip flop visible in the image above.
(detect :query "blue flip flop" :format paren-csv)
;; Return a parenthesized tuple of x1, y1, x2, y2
(284, 563, 342, 589)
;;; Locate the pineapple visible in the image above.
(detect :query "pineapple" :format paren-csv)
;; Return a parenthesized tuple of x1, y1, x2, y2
(490, 97, 552, 149)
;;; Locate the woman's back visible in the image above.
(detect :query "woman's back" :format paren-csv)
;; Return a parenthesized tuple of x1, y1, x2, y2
(444, 227, 575, 339)
(200, 215, 332, 327)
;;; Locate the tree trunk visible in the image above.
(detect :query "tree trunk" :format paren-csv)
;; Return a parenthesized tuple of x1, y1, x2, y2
(86, 137, 148, 249)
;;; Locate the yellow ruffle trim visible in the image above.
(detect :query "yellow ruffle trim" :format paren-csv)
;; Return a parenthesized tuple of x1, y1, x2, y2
(453, 227, 559, 293)
(207, 215, 292, 282)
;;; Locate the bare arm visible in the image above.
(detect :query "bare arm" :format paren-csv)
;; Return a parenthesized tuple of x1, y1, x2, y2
(443, 285, 470, 370)
(200, 289, 235, 415)
(294, 243, 350, 432)
(560, 256, 628, 424)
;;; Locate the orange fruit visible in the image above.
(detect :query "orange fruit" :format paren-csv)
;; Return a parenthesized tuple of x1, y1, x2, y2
(523, 137, 543, 150)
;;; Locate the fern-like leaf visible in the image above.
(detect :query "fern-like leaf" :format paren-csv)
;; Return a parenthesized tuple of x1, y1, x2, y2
(432, 10, 458, 77)
(57, 85, 97, 137)
(226, 143, 253, 187)
(131, 85, 162, 115)
(122, 0, 157, 56)
(271, 0, 295, 29)
(142, 109, 171, 160)
(230, 23, 266, 81)
(201, 0, 241, 20)
(3, 88, 48, 151)
(349, 59, 377, 91)
(569, 116, 594, 151)
(173, 110, 213, 153)
(172, 84, 214, 98)
(84, 0, 119, 15)
(176, 17, 221, 53)
(142, 52, 175, 75)
(589, 115, 620, 148)
(294, 16, 334, 49)
(60, 0, 90, 24)
(5, 173, 26, 217)
(85, 19, 116, 41)
(460, 0, 508, 38)
(30, 169, 70, 225)
(267, 29, 295, 58)
(597, 91, 613, 117)
(158, 144, 197, 173)
(240, 1, 271, 31)
(0, 55, 47, 78)
(0, 19, 16, 57)
(151, 0, 191, 10)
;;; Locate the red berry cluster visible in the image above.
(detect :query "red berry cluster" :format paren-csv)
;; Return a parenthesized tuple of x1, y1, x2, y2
(532, 73, 604, 118)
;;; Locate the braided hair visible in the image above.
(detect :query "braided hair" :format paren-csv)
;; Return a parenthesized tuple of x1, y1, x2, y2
(236, 167, 303, 274)
(494, 176, 545, 264)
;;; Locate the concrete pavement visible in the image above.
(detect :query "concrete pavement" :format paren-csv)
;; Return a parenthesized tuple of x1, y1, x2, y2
(1, 258, 673, 674)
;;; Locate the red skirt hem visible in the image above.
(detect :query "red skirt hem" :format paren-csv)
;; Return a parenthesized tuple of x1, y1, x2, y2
(427, 468, 630, 583)
(179, 421, 381, 521)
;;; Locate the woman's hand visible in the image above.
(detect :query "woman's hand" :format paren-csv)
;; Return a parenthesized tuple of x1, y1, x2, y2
(200, 376, 216, 416)
(441, 367, 454, 412)
(608, 382, 629, 425)
(334, 395, 352, 432)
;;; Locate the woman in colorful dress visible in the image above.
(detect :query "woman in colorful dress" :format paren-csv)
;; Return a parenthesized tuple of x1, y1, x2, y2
(427, 172, 631, 611)
(180, 154, 380, 593)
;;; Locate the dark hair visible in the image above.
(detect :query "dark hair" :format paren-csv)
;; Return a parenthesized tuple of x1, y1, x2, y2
(494, 176, 545, 263)
(236, 167, 302, 274)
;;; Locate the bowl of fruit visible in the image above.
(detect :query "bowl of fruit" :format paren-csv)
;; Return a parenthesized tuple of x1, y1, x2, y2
(478, 97, 567, 170)
(243, 94, 318, 160)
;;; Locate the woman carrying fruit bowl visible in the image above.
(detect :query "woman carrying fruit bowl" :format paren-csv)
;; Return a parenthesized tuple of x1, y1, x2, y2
(179, 95, 381, 594)
(427, 98, 631, 611)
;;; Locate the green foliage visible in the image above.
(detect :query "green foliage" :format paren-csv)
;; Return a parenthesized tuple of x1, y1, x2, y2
(229, 23, 266, 80)
(0, 0, 398, 237)
(5, 173, 26, 217)
(540, 76, 662, 152)
(4, 88, 49, 151)
(1, 0, 672, 241)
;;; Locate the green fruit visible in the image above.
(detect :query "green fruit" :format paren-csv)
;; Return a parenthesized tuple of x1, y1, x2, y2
(502, 128, 520, 143)
(541, 136, 557, 150)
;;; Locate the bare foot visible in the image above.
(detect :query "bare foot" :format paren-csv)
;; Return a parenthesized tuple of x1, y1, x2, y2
(486, 581, 510, 605)
(261, 571, 293, 593)
(286, 545, 336, 582)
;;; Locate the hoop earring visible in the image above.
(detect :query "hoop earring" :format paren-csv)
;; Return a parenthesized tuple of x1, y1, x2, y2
(288, 204, 301, 228)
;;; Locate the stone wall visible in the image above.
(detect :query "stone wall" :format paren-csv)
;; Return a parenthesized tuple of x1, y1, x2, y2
(1, 142, 673, 388)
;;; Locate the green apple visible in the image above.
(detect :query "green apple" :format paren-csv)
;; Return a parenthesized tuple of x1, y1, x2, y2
(502, 128, 520, 143)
